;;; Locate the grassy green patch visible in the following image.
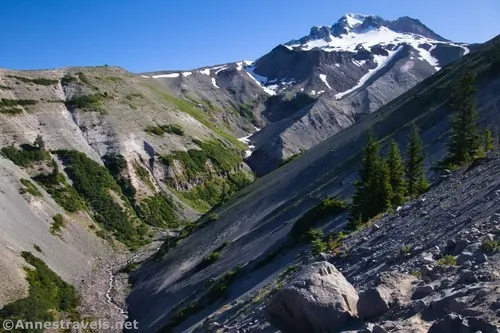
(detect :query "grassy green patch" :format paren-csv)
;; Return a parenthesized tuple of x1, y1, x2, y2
(0, 252, 80, 331)
(150, 86, 246, 149)
(20, 178, 42, 197)
(56, 150, 148, 248)
(7, 75, 58, 86)
(400, 244, 412, 255)
(121, 262, 140, 273)
(291, 196, 347, 241)
(134, 162, 155, 190)
(50, 214, 65, 235)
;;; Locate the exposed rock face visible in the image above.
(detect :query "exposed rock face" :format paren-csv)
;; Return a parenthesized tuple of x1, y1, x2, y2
(264, 261, 358, 332)
(357, 272, 417, 319)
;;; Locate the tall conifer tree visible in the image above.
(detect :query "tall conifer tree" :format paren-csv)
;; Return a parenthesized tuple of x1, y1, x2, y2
(445, 72, 481, 165)
(406, 124, 428, 198)
(387, 140, 407, 206)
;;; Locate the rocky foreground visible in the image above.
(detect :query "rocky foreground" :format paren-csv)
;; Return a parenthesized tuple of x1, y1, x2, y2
(200, 153, 500, 332)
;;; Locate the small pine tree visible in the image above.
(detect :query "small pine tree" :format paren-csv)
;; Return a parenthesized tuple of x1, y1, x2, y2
(484, 129, 494, 152)
(387, 140, 407, 206)
(34, 134, 45, 150)
(445, 72, 481, 165)
(405, 124, 428, 198)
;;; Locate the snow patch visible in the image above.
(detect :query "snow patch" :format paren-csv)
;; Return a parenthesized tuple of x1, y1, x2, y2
(418, 44, 440, 70)
(182, 72, 192, 77)
(199, 69, 210, 75)
(246, 72, 276, 95)
(335, 46, 403, 100)
(211, 78, 220, 89)
(152, 73, 180, 78)
(238, 128, 260, 158)
(140, 75, 150, 78)
(319, 74, 332, 90)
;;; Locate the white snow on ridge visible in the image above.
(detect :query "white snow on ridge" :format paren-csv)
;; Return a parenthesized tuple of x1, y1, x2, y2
(335, 46, 403, 100)
(182, 72, 192, 77)
(152, 73, 180, 78)
(211, 77, 220, 89)
(199, 69, 210, 75)
(215, 66, 228, 75)
(246, 72, 276, 95)
(417, 44, 440, 71)
(461, 45, 470, 56)
(287, 25, 467, 73)
(319, 74, 332, 90)
(140, 75, 150, 78)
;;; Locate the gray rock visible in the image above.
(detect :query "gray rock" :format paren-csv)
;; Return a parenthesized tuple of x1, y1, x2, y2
(412, 284, 434, 299)
(421, 252, 435, 264)
(264, 262, 358, 333)
(357, 272, 416, 319)
(428, 313, 469, 333)
(458, 270, 478, 284)
(453, 239, 471, 255)
(412, 299, 427, 313)
(457, 243, 488, 265)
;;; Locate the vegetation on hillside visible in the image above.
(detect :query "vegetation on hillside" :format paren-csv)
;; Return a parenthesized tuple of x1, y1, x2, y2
(6, 75, 59, 86)
(144, 124, 185, 136)
(161, 140, 252, 211)
(0, 252, 80, 332)
(104, 154, 180, 228)
(1, 145, 49, 167)
(349, 127, 429, 230)
(290, 196, 347, 241)
(20, 178, 43, 197)
(56, 150, 148, 248)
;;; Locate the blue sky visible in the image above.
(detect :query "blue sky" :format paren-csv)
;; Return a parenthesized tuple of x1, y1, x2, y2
(1, 0, 499, 72)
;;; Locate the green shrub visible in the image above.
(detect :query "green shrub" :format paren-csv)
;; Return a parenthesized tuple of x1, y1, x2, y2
(0, 107, 23, 115)
(50, 214, 65, 235)
(33, 244, 42, 253)
(291, 196, 347, 241)
(0, 98, 37, 107)
(0, 252, 80, 331)
(136, 194, 180, 228)
(144, 125, 165, 136)
(65, 94, 105, 111)
(201, 251, 221, 267)
(61, 75, 78, 85)
(160, 124, 185, 136)
(33, 171, 84, 213)
(56, 150, 148, 248)
(1, 145, 49, 167)
(121, 262, 140, 273)
(481, 240, 500, 253)
(436, 255, 457, 266)
(20, 178, 42, 197)
(6, 75, 58, 86)
(401, 244, 412, 255)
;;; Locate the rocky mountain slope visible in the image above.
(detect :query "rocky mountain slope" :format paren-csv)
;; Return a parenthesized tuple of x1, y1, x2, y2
(148, 14, 473, 175)
(0, 66, 256, 323)
(126, 33, 500, 332)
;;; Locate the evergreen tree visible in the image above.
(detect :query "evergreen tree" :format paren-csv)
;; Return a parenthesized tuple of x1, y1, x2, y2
(386, 140, 407, 206)
(484, 129, 494, 152)
(445, 72, 481, 165)
(378, 159, 393, 211)
(405, 124, 428, 198)
(349, 131, 391, 227)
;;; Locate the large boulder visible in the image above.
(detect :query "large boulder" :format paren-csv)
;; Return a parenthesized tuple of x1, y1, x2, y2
(264, 261, 359, 333)
(428, 313, 500, 333)
(357, 271, 417, 319)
